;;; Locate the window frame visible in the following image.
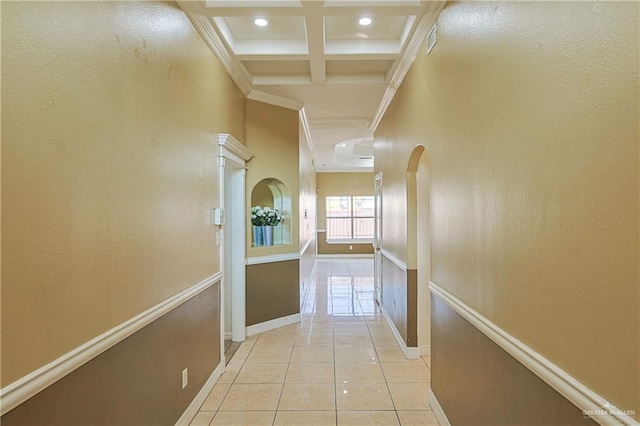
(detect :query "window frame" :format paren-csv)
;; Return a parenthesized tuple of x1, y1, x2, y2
(325, 195, 374, 243)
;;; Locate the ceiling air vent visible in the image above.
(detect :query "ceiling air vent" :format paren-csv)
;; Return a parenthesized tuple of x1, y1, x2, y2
(426, 23, 437, 54)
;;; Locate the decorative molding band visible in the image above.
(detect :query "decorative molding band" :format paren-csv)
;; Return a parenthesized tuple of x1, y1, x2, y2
(380, 305, 419, 360)
(0, 272, 223, 416)
(246, 313, 301, 336)
(428, 388, 452, 426)
(428, 281, 639, 426)
(379, 248, 408, 271)
(218, 133, 254, 162)
(245, 253, 300, 265)
(175, 361, 224, 426)
(316, 229, 326, 233)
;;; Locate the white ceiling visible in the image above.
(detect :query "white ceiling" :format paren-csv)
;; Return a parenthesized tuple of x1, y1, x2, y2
(179, 0, 444, 172)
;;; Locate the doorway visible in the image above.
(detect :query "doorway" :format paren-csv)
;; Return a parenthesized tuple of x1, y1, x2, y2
(374, 172, 383, 305)
(407, 145, 431, 356)
(218, 134, 253, 352)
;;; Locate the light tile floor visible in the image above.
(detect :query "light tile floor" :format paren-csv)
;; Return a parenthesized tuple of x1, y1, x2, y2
(191, 258, 439, 426)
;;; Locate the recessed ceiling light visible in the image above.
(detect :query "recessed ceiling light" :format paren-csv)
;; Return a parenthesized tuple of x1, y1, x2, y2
(358, 17, 372, 26)
(254, 18, 269, 27)
(340, 143, 347, 147)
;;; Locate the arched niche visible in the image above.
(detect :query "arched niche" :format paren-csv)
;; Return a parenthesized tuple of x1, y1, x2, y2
(250, 178, 292, 246)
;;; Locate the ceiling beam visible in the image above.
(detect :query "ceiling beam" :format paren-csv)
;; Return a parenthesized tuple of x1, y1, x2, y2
(303, 1, 326, 85)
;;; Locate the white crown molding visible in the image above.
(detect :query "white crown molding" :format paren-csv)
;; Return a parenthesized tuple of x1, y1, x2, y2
(0, 272, 223, 416)
(217, 133, 254, 162)
(245, 252, 300, 265)
(428, 281, 640, 426)
(247, 89, 304, 111)
(178, 1, 252, 96)
(369, 1, 446, 132)
(175, 362, 225, 426)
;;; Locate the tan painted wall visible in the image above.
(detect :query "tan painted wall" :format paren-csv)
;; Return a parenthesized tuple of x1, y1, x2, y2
(245, 100, 300, 257)
(375, 1, 639, 413)
(316, 172, 374, 229)
(1, 1, 244, 386)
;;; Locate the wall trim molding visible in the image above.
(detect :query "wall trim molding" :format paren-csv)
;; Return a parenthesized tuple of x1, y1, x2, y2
(0, 272, 223, 416)
(246, 313, 301, 336)
(245, 253, 300, 265)
(428, 388, 452, 426)
(380, 305, 420, 360)
(428, 281, 639, 426)
(300, 237, 313, 257)
(217, 133, 254, 163)
(175, 361, 224, 426)
(380, 248, 408, 271)
(420, 345, 431, 357)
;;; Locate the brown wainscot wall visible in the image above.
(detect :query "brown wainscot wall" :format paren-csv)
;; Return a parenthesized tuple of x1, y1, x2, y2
(1, 283, 221, 425)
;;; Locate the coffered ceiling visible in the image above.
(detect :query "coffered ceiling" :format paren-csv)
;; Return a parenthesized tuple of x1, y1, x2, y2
(179, 0, 444, 172)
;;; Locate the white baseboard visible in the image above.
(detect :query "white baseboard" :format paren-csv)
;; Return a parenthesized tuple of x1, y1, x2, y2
(175, 362, 224, 426)
(0, 272, 223, 416)
(429, 281, 640, 426)
(224, 331, 232, 340)
(316, 254, 374, 259)
(380, 305, 419, 360)
(420, 345, 431, 357)
(246, 313, 301, 336)
(429, 388, 451, 426)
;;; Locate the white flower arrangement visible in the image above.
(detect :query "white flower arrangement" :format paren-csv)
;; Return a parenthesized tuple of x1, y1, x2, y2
(251, 206, 284, 226)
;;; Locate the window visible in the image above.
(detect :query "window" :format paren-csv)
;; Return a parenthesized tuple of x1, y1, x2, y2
(326, 196, 374, 240)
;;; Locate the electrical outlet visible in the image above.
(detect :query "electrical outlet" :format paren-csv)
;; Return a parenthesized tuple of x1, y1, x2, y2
(349, 245, 353, 250)
(181, 368, 188, 389)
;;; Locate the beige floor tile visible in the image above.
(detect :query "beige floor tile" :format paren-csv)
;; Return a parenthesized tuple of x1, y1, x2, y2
(274, 411, 337, 426)
(279, 384, 336, 410)
(303, 314, 334, 323)
(257, 333, 296, 346)
(200, 384, 231, 411)
(291, 346, 334, 363)
(334, 347, 378, 364)
(337, 411, 400, 425)
(245, 345, 293, 363)
(421, 356, 431, 369)
(334, 333, 374, 347)
(374, 345, 406, 362)
(286, 362, 335, 383)
(381, 362, 430, 383)
(219, 384, 283, 411)
(336, 383, 394, 411)
(211, 411, 275, 425)
(295, 332, 334, 347)
(190, 411, 215, 426)
(298, 322, 333, 333)
(397, 410, 439, 425)
(235, 363, 288, 383)
(387, 383, 430, 410)
(333, 322, 369, 333)
(335, 362, 385, 384)
(229, 344, 253, 361)
(218, 364, 241, 384)
(371, 333, 397, 346)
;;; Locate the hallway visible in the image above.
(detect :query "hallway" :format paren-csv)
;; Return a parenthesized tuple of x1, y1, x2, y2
(190, 258, 437, 426)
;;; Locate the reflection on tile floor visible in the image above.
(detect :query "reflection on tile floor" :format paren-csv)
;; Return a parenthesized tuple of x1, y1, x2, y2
(191, 258, 438, 426)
